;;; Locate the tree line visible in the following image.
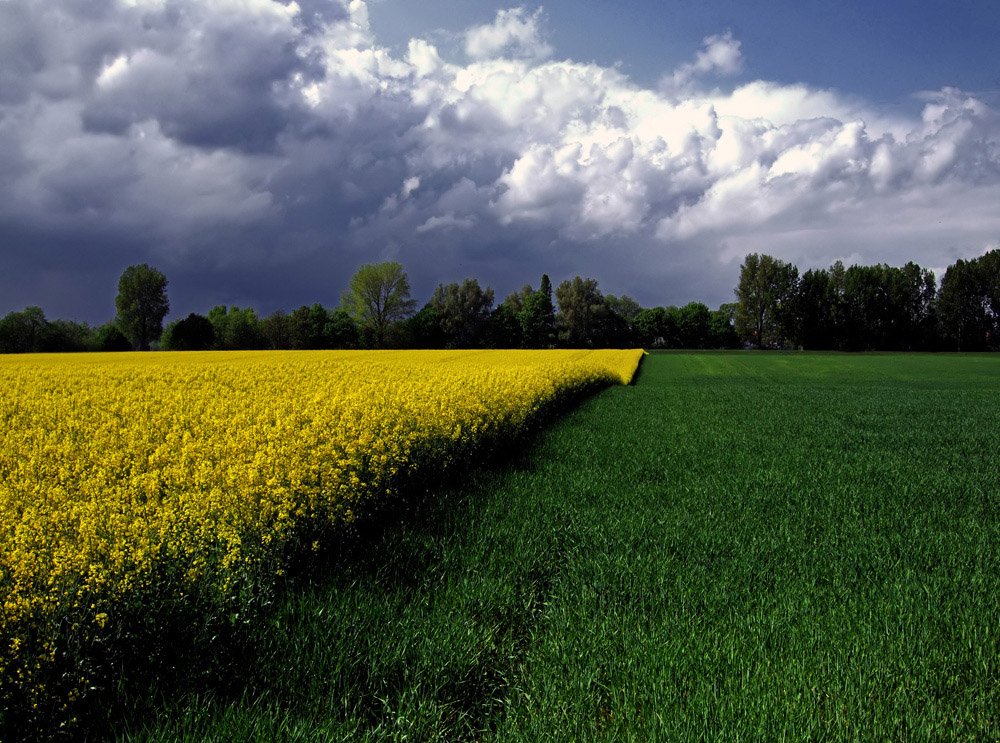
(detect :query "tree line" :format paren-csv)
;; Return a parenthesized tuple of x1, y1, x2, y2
(2, 249, 998, 353)
(734, 250, 1000, 351)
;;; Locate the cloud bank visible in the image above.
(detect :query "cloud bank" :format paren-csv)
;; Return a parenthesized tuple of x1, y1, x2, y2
(1, 0, 999, 321)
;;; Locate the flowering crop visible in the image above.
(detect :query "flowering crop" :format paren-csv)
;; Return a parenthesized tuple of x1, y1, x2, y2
(0, 349, 642, 712)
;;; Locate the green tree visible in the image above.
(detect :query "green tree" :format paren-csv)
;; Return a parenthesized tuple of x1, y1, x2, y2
(604, 294, 642, 323)
(633, 307, 667, 348)
(163, 313, 215, 351)
(603, 294, 642, 347)
(938, 257, 990, 351)
(90, 322, 132, 352)
(429, 278, 495, 348)
(676, 302, 712, 348)
(397, 304, 447, 348)
(262, 310, 293, 350)
(290, 304, 331, 349)
(502, 284, 535, 314)
(709, 304, 740, 348)
(555, 276, 612, 347)
(207, 305, 264, 350)
(518, 275, 556, 348)
(115, 264, 169, 351)
(0, 307, 48, 353)
(44, 319, 92, 352)
(483, 303, 523, 348)
(325, 309, 360, 349)
(341, 262, 416, 348)
(734, 254, 799, 348)
(793, 268, 837, 350)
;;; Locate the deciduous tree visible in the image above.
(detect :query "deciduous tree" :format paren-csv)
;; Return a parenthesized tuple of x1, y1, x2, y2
(734, 254, 798, 348)
(518, 275, 556, 348)
(429, 278, 494, 348)
(115, 264, 169, 351)
(341, 262, 416, 348)
(555, 276, 612, 347)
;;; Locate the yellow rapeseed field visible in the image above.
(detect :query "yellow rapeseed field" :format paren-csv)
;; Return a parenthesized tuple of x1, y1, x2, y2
(0, 349, 642, 707)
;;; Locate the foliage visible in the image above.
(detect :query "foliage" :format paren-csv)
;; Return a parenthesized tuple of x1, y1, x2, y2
(206, 306, 265, 351)
(114, 264, 169, 352)
(91, 323, 132, 352)
(429, 279, 495, 348)
(162, 313, 215, 351)
(395, 305, 447, 349)
(0, 307, 48, 354)
(938, 249, 1000, 351)
(513, 275, 557, 349)
(554, 276, 614, 347)
(288, 304, 358, 350)
(603, 294, 642, 323)
(502, 284, 535, 314)
(261, 311, 293, 350)
(341, 262, 417, 348)
(4, 251, 996, 355)
(734, 253, 799, 348)
(483, 302, 524, 348)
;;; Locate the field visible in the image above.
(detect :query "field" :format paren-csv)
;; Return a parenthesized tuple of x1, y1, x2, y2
(119, 351, 1000, 742)
(0, 349, 642, 738)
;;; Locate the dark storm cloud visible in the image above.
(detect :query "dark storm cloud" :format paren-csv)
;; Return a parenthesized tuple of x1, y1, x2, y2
(79, 0, 322, 153)
(2, 1, 1000, 324)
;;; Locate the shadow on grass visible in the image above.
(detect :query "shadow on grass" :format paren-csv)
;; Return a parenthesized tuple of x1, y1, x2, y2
(11, 385, 609, 743)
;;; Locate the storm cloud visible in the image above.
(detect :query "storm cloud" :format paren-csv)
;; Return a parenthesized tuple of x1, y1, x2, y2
(2, 0, 999, 322)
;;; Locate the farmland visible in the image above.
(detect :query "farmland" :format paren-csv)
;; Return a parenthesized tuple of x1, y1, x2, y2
(0, 349, 642, 737)
(125, 351, 1000, 741)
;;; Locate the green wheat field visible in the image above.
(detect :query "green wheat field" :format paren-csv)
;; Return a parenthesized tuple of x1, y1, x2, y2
(108, 352, 1000, 740)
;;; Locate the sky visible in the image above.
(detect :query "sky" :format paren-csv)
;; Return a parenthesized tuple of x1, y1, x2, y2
(1, 0, 999, 324)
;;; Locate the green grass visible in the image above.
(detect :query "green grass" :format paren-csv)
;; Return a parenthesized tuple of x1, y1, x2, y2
(118, 352, 1000, 741)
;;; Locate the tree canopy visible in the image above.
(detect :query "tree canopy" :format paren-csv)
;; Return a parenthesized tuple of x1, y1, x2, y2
(8, 249, 1000, 354)
(429, 278, 495, 348)
(115, 264, 169, 351)
(341, 262, 416, 348)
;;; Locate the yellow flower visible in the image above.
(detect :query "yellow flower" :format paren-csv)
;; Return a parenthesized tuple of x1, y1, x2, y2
(0, 348, 642, 703)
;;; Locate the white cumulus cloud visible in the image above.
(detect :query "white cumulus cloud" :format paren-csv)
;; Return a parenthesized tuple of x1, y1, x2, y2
(2, 1, 1000, 321)
(464, 7, 553, 61)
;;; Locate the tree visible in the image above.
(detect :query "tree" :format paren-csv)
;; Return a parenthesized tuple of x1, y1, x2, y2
(163, 313, 215, 351)
(555, 276, 612, 347)
(792, 268, 838, 350)
(503, 284, 535, 314)
(429, 278, 495, 348)
(44, 320, 92, 352)
(518, 274, 557, 348)
(115, 264, 169, 351)
(483, 303, 523, 348)
(341, 262, 416, 348)
(604, 294, 642, 323)
(290, 304, 332, 349)
(603, 294, 642, 347)
(325, 309, 361, 349)
(709, 304, 740, 348)
(633, 307, 667, 348)
(938, 257, 990, 351)
(207, 305, 264, 350)
(0, 307, 48, 353)
(397, 304, 447, 348)
(262, 310, 293, 350)
(91, 322, 132, 352)
(734, 254, 799, 348)
(676, 302, 712, 348)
